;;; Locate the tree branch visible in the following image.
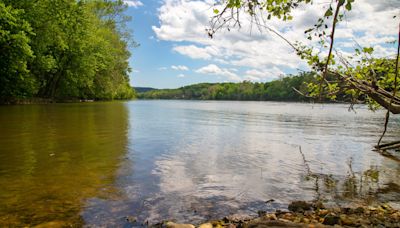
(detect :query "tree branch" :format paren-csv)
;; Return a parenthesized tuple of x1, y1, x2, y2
(318, 0, 343, 101)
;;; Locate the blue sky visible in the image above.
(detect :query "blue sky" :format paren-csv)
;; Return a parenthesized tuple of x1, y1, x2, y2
(126, 0, 230, 89)
(124, 0, 399, 89)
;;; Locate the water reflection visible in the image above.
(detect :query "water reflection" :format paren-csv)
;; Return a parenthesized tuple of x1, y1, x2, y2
(111, 101, 400, 225)
(298, 149, 399, 204)
(0, 100, 399, 226)
(0, 102, 129, 226)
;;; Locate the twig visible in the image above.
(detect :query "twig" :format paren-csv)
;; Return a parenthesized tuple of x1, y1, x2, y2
(318, 0, 344, 101)
(292, 87, 312, 98)
(251, 21, 298, 51)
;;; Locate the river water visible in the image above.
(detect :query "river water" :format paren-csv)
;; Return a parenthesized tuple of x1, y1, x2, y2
(0, 100, 399, 226)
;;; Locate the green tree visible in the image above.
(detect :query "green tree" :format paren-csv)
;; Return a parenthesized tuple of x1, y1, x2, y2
(0, 2, 36, 99)
(138, 73, 316, 101)
(0, 0, 135, 102)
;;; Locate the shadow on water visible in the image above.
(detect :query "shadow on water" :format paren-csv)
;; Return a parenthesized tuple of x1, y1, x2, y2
(0, 102, 129, 227)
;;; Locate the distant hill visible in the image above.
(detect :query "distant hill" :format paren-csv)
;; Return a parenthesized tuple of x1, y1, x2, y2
(137, 73, 321, 101)
(134, 87, 157, 93)
(137, 72, 351, 102)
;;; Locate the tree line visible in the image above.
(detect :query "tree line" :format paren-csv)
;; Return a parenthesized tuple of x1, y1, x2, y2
(0, 0, 136, 103)
(138, 72, 351, 101)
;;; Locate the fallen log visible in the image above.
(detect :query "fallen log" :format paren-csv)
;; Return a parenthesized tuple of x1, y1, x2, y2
(375, 140, 400, 150)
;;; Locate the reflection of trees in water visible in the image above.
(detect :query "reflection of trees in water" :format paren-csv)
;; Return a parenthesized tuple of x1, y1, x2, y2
(0, 103, 129, 227)
(299, 146, 400, 204)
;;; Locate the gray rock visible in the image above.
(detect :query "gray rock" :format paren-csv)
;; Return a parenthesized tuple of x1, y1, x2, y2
(322, 215, 340, 225)
(288, 201, 312, 213)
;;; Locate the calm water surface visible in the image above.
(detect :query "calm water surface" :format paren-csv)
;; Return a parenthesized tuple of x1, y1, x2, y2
(0, 100, 399, 226)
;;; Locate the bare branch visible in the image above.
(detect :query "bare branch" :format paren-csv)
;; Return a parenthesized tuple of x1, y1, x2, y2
(378, 22, 400, 145)
(318, 1, 344, 101)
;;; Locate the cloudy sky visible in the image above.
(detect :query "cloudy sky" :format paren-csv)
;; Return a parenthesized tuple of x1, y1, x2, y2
(125, 0, 399, 88)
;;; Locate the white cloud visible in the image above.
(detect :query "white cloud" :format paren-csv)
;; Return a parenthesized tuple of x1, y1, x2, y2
(158, 67, 168, 71)
(196, 64, 241, 81)
(177, 74, 185, 78)
(123, 0, 143, 8)
(173, 45, 216, 60)
(244, 67, 284, 82)
(153, 0, 398, 80)
(243, 75, 261, 82)
(171, 65, 189, 71)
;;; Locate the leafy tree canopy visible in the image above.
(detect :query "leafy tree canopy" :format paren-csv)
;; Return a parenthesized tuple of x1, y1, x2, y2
(0, 0, 136, 102)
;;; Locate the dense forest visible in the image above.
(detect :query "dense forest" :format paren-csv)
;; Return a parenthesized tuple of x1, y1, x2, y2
(0, 0, 135, 103)
(138, 72, 344, 101)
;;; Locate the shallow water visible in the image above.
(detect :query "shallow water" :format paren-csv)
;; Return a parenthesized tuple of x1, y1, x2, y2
(0, 100, 399, 226)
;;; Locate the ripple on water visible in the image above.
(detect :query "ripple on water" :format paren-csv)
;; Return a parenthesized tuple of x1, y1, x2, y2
(0, 101, 399, 226)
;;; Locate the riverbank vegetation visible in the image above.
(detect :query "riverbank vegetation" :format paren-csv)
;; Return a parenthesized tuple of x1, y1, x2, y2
(139, 72, 329, 101)
(0, 0, 136, 103)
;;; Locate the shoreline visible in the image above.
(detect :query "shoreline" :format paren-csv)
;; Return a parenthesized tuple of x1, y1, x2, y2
(151, 201, 400, 228)
(0, 97, 135, 105)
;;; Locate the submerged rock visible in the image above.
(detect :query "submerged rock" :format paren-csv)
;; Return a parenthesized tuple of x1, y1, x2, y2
(244, 219, 305, 227)
(126, 216, 137, 223)
(312, 201, 325, 210)
(33, 221, 66, 228)
(150, 201, 400, 227)
(224, 214, 253, 223)
(288, 201, 312, 213)
(165, 222, 195, 228)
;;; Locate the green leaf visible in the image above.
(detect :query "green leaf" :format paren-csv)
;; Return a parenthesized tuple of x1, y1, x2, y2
(324, 9, 333, 17)
(362, 47, 374, 54)
(213, 9, 219, 14)
(345, 2, 352, 11)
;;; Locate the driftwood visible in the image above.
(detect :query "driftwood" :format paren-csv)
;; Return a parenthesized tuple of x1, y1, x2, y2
(373, 140, 400, 162)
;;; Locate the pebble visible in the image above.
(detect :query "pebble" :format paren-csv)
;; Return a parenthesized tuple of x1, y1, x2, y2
(302, 218, 310, 223)
(266, 213, 277, 220)
(340, 214, 356, 226)
(390, 212, 400, 220)
(354, 207, 365, 214)
(281, 213, 294, 220)
(388, 202, 400, 211)
(224, 214, 252, 222)
(198, 223, 212, 228)
(318, 209, 329, 216)
(322, 215, 340, 225)
(165, 222, 195, 228)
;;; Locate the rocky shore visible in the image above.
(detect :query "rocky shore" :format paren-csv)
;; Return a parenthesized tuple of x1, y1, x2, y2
(152, 201, 400, 228)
